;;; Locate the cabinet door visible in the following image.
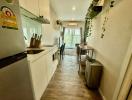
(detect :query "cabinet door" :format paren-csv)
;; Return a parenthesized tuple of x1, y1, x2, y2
(29, 56, 48, 100)
(45, 52, 53, 83)
(127, 87, 132, 100)
(19, 0, 39, 16)
(19, 0, 27, 9)
(26, 0, 39, 16)
(39, 0, 50, 20)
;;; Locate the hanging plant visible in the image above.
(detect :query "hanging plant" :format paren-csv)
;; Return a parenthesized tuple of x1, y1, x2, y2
(88, 19, 93, 37)
(83, 18, 93, 44)
(110, 0, 115, 7)
(101, 13, 109, 38)
(100, 0, 115, 38)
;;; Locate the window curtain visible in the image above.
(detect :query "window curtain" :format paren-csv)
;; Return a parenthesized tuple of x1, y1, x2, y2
(64, 28, 81, 48)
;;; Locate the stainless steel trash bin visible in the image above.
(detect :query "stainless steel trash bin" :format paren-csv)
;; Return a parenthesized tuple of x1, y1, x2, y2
(85, 59, 103, 89)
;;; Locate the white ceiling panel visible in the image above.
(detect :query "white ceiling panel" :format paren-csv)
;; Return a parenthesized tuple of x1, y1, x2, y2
(50, 0, 91, 21)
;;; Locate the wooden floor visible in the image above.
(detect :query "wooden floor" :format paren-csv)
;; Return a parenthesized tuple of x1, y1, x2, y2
(64, 48, 77, 56)
(41, 55, 102, 100)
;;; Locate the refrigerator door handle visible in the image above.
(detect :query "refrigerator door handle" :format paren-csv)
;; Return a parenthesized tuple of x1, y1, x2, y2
(0, 52, 27, 69)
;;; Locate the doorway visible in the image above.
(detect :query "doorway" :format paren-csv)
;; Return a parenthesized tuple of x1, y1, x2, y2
(64, 28, 81, 49)
(64, 28, 81, 56)
(127, 85, 132, 100)
(118, 54, 132, 100)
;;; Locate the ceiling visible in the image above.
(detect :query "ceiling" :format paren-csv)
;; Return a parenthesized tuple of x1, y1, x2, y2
(50, 0, 90, 21)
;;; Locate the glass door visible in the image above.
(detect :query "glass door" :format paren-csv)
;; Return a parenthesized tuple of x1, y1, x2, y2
(64, 28, 81, 49)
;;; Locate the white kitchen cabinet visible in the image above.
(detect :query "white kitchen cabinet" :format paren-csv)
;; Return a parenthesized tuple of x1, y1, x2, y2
(19, 0, 27, 9)
(19, 0, 50, 19)
(45, 48, 58, 82)
(27, 0, 39, 16)
(39, 0, 50, 21)
(28, 46, 58, 100)
(45, 52, 53, 83)
(19, 0, 39, 16)
(29, 56, 48, 100)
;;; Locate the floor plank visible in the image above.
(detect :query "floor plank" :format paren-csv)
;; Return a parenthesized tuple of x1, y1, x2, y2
(41, 55, 102, 100)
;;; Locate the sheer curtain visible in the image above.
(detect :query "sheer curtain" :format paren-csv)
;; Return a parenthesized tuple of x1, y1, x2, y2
(64, 28, 81, 48)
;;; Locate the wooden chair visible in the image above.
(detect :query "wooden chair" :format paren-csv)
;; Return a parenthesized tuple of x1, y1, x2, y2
(75, 44, 80, 62)
(78, 44, 94, 73)
(78, 48, 87, 73)
(60, 43, 65, 60)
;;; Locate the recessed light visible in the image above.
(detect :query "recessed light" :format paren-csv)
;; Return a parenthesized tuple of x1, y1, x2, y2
(71, 18, 74, 21)
(72, 6, 76, 11)
(68, 23, 78, 26)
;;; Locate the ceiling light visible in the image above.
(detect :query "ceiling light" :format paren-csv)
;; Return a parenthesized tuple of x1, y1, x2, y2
(72, 6, 76, 11)
(68, 23, 78, 26)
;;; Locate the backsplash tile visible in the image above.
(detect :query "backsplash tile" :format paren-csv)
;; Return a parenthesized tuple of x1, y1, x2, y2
(21, 15, 42, 45)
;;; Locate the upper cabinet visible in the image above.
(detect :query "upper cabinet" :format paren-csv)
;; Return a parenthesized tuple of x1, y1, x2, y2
(19, 0, 50, 21)
(27, 0, 39, 16)
(19, 0, 39, 16)
(39, 0, 50, 21)
(19, 0, 27, 9)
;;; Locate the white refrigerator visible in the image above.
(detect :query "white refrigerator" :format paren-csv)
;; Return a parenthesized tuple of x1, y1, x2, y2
(0, 0, 34, 100)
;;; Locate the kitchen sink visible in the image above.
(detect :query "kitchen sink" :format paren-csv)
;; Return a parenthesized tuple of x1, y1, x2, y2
(26, 49, 44, 54)
(43, 45, 54, 47)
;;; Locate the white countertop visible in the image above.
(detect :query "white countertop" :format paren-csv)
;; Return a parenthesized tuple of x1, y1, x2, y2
(27, 45, 58, 63)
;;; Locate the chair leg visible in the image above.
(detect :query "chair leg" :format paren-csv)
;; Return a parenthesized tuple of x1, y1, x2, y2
(62, 54, 63, 59)
(60, 53, 61, 60)
(78, 55, 81, 73)
(63, 50, 65, 55)
(78, 63, 80, 73)
(77, 55, 79, 63)
(60, 53, 63, 60)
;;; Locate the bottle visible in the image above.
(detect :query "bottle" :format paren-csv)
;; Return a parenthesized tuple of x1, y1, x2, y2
(33, 34, 37, 48)
(30, 33, 34, 48)
(35, 35, 40, 48)
(38, 34, 42, 48)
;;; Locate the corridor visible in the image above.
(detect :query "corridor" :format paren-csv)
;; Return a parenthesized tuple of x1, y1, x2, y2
(41, 55, 102, 100)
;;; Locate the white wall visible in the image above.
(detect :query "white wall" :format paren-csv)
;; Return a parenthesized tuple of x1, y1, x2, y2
(42, 4, 60, 45)
(42, 24, 59, 45)
(86, 0, 132, 99)
(62, 21, 85, 34)
(113, 32, 132, 100)
(21, 14, 42, 46)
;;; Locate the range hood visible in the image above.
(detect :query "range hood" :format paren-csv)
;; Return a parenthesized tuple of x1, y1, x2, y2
(20, 7, 50, 24)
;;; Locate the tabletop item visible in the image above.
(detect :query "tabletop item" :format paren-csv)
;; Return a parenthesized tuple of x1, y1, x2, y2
(79, 44, 94, 59)
(78, 44, 95, 73)
(29, 34, 42, 48)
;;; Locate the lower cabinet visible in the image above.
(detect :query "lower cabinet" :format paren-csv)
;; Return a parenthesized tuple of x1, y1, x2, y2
(29, 48, 58, 100)
(29, 55, 48, 100)
(45, 52, 53, 83)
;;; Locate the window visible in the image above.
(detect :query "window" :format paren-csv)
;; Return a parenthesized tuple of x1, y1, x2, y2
(64, 28, 81, 48)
